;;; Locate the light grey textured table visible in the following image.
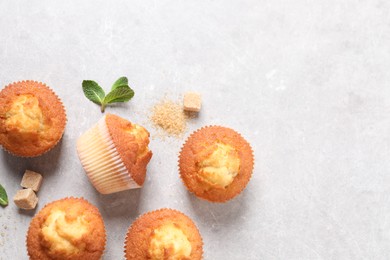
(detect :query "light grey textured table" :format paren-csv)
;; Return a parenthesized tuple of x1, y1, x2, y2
(0, 1, 390, 259)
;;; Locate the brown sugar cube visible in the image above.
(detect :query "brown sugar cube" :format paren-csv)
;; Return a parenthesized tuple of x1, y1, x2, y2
(13, 188, 38, 210)
(21, 170, 43, 192)
(183, 92, 202, 112)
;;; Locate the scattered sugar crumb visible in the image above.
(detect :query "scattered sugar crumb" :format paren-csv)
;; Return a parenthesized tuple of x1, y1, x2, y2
(150, 98, 190, 138)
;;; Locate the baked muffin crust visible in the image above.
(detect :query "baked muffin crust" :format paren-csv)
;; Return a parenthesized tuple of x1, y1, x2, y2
(179, 126, 254, 202)
(27, 197, 106, 260)
(124, 208, 203, 260)
(105, 114, 152, 186)
(0, 81, 66, 157)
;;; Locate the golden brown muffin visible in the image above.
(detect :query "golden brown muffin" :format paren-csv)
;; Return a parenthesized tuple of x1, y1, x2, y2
(26, 197, 106, 260)
(0, 81, 66, 157)
(179, 126, 254, 202)
(77, 114, 152, 194)
(124, 208, 203, 260)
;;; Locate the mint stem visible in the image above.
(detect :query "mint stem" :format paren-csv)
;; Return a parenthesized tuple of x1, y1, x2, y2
(101, 103, 106, 113)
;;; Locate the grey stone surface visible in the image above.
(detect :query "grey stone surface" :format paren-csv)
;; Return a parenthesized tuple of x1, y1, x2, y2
(0, 0, 390, 259)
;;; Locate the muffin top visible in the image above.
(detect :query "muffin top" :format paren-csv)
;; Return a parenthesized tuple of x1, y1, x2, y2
(179, 126, 254, 202)
(105, 114, 152, 186)
(27, 197, 106, 260)
(0, 81, 66, 157)
(125, 208, 203, 260)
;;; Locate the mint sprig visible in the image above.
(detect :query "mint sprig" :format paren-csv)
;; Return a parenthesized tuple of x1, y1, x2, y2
(0, 184, 8, 207)
(82, 77, 135, 112)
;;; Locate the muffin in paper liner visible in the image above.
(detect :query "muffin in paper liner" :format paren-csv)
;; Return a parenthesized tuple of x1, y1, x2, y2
(26, 197, 106, 260)
(124, 208, 203, 260)
(77, 114, 152, 194)
(0, 80, 67, 157)
(178, 125, 254, 203)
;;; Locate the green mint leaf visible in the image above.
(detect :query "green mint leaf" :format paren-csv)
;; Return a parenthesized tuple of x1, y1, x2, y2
(0, 184, 8, 206)
(104, 86, 134, 104)
(82, 80, 105, 105)
(82, 77, 135, 112)
(111, 77, 128, 91)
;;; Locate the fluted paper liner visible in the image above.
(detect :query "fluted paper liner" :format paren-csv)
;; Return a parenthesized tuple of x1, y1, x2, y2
(77, 116, 140, 194)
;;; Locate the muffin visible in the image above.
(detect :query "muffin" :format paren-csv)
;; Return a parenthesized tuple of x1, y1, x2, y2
(0, 80, 66, 157)
(124, 208, 203, 260)
(179, 126, 254, 202)
(77, 114, 152, 194)
(26, 197, 106, 260)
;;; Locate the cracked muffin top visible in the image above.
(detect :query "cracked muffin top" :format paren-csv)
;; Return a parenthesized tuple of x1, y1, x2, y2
(179, 126, 254, 202)
(0, 81, 66, 157)
(26, 197, 106, 260)
(124, 208, 203, 260)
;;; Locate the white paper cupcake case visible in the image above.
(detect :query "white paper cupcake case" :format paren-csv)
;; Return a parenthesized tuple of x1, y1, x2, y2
(77, 116, 140, 194)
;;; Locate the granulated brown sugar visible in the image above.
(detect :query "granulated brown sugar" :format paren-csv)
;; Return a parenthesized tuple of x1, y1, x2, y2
(150, 99, 188, 137)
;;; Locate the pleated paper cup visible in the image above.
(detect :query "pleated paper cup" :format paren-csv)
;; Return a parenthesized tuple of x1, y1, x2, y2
(77, 116, 141, 194)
